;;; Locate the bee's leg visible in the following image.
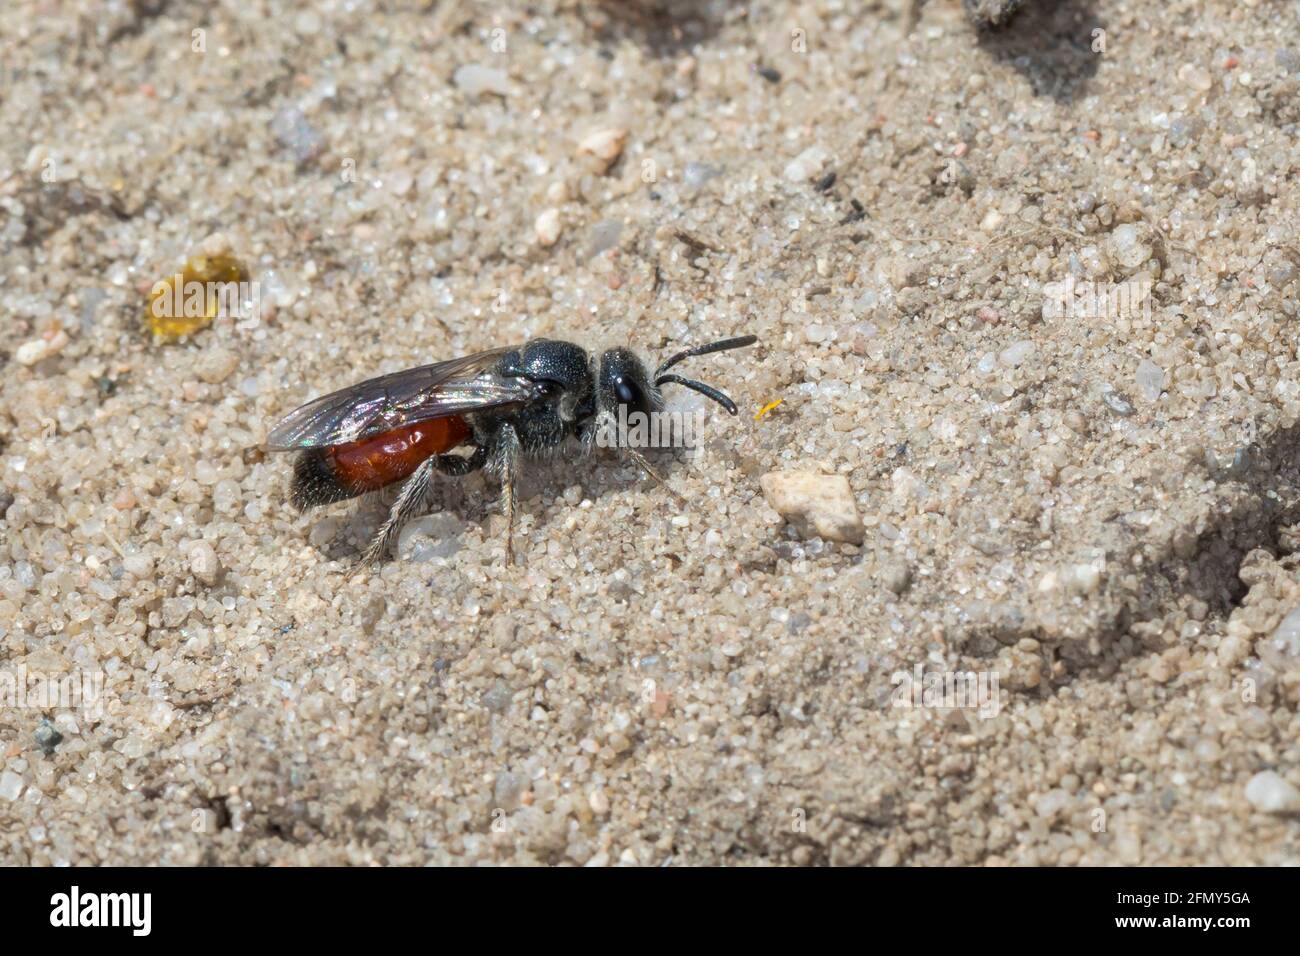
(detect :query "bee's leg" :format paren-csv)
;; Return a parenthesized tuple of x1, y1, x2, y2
(359, 457, 437, 567)
(623, 446, 686, 506)
(579, 410, 684, 504)
(577, 408, 614, 458)
(491, 425, 522, 564)
(433, 444, 488, 478)
(358, 446, 487, 566)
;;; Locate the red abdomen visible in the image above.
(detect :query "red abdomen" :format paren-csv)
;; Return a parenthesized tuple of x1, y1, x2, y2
(291, 417, 470, 509)
(328, 418, 470, 492)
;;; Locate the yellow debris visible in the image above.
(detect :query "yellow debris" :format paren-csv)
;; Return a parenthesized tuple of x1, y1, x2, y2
(146, 253, 250, 341)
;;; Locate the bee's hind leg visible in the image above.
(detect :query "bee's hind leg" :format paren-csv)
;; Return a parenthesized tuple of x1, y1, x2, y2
(358, 446, 487, 567)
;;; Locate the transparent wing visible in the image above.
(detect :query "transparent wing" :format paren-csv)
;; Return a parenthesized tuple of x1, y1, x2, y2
(266, 346, 536, 450)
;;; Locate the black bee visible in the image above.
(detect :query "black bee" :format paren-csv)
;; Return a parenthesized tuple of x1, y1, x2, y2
(266, 335, 758, 564)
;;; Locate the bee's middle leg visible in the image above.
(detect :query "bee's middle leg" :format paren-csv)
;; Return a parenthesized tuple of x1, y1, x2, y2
(489, 425, 522, 564)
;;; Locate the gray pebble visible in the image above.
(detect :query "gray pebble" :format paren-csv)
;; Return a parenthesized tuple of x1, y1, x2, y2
(35, 718, 63, 756)
(1102, 391, 1135, 417)
(881, 559, 912, 595)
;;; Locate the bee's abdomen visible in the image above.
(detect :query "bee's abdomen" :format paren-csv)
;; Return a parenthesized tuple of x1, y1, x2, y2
(290, 417, 470, 510)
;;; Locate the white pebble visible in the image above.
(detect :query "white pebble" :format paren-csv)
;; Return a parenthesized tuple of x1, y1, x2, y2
(1034, 789, 1071, 818)
(309, 517, 341, 548)
(197, 347, 240, 384)
(1244, 771, 1300, 815)
(1068, 562, 1102, 595)
(294, 10, 321, 34)
(0, 770, 23, 801)
(15, 331, 69, 366)
(1135, 359, 1165, 403)
(999, 340, 1035, 368)
(783, 145, 829, 183)
(189, 541, 221, 585)
(398, 514, 463, 562)
(123, 553, 154, 578)
(1260, 609, 1300, 670)
(535, 209, 562, 247)
(881, 559, 911, 595)
(576, 128, 628, 172)
(213, 479, 242, 514)
(453, 64, 510, 97)
(760, 471, 864, 544)
(1106, 223, 1153, 275)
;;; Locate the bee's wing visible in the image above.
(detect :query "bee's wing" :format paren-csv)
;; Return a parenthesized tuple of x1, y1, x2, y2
(266, 346, 536, 450)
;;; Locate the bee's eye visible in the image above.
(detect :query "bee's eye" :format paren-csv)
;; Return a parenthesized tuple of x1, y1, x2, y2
(537, 380, 561, 397)
(615, 379, 639, 405)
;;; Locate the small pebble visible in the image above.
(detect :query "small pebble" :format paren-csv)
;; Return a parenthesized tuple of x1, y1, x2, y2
(189, 541, 221, 585)
(586, 219, 622, 258)
(482, 680, 512, 714)
(682, 162, 721, 189)
(495, 771, 524, 810)
(1034, 789, 1071, 818)
(881, 560, 912, 595)
(1102, 390, 1135, 417)
(1135, 359, 1165, 403)
(1259, 609, 1300, 670)
(15, 330, 69, 366)
(270, 107, 324, 164)
(398, 513, 463, 562)
(1106, 223, 1153, 276)
(34, 718, 63, 756)
(783, 146, 829, 184)
(576, 128, 628, 172)
(453, 63, 510, 97)
(760, 471, 864, 544)
(0, 771, 23, 802)
(535, 209, 562, 247)
(1244, 771, 1300, 815)
(999, 340, 1034, 368)
(196, 347, 240, 385)
(1068, 562, 1102, 595)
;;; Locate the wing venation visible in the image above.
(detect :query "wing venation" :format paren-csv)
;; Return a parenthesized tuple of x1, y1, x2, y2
(266, 346, 534, 450)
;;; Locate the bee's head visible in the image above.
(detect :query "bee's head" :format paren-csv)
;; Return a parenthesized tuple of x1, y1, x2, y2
(597, 347, 659, 419)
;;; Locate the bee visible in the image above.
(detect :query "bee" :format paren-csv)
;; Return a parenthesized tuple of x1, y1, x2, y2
(266, 335, 758, 564)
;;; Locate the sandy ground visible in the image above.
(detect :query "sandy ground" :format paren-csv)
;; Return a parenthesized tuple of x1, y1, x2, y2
(3, 0, 1300, 865)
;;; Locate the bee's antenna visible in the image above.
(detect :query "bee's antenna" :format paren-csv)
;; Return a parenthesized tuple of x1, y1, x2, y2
(653, 334, 757, 380)
(655, 374, 738, 415)
(651, 335, 756, 416)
